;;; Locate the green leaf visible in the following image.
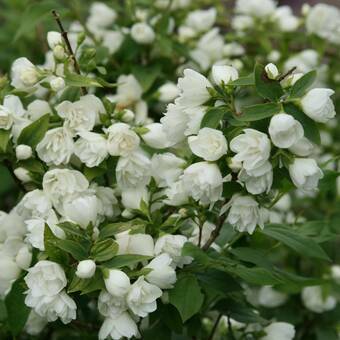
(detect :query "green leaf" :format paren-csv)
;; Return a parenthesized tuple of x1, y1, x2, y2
(0, 129, 10, 153)
(236, 102, 281, 121)
(84, 164, 107, 181)
(261, 224, 331, 261)
(17, 114, 49, 147)
(169, 274, 204, 322)
(44, 224, 69, 264)
(68, 269, 104, 294)
(290, 70, 317, 98)
(229, 73, 254, 86)
(5, 277, 30, 336)
(283, 102, 320, 145)
(230, 247, 273, 269)
(64, 73, 103, 88)
(17, 159, 45, 174)
(254, 63, 283, 101)
(57, 221, 86, 239)
(103, 254, 152, 268)
(200, 107, 226, 129)
(99, 218, 147, 239)
(91, 239, 118, 262)
(132, 64, 161, 92)
(55, 239, 89, 261)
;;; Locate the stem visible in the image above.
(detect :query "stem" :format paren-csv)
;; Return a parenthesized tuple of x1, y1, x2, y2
(202, 215, 226, 251)
(277, 67, 297, 82)
(227, 315, 236, 340)
(207, 313, 222, 340)
(51, 10, 87, 95)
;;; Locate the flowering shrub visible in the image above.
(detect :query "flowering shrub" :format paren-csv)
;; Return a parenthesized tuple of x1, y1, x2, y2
(0, 1, 339, 339)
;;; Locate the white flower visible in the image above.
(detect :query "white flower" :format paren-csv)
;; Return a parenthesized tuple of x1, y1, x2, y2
(36, 127, 74, 165)
(151, 153, 185, 187)
(116, 232, 154, 256)
(185, 8, 216, 33)
(212, 65, 239, 85)
(188, 128, 228, 161)
(14, 167, 31, 183)
(16, 245, 32, 270)
(258, 286, 288, 308)
(25, 311, 47, 336)
(11, 57, 39, 91)
(104, 269, 131, 297)
(261, 322, 295, 340)
(76, 260, 96, 279)
(230, 129, 271, 171)
(196, 28, 224, 63)
(223, 42, 245, 57)
(164, 180, 189, 206)
(160, 103, 188, 145)
(27, 99, 52, 121)
(74, 131, 108, 167)
(268, 50, 281, 63)
(113, 74, 143, 107)
(158, 82, 180, 102)
(99, 313, 139, 340)
(15, 144, 32, 160)
(182, 162, 223, 205)
(301, 88, 336, 123)
(145, 253, 176, 289)
(126, 276, 162, 317)
(306, 4, 340, 44)
(42, 169, 89, 208)
(121, 109, 135, 123)
(232, 15, 254, 31)
(142, 123, 169, 149)
(302, 286, 337, 313)
(289, 137, 315, 157)
(88, 2, 117, 28)
(56, 95, 104, 134)
(116, 150, 151, 188)
(93, 185, 119, 218)
(47, 31, 63, 49)
(269, 113, 304, 148)
(265, 63, 279, 80)
(0, 257, 21, 297)
(236, 0, 276, 18)
(24, 260, 67, 297)
(63, 193, 98, 228)
(238, 161, 273, 195)
(284, 49, 318, 74)
(131, 22, 155, 44)
(102, 30, 124, 54)
(121, 186, 149, 210)
(177, 69, 212, 108)
(98, 290, 126, 318)
(154, 234, 192, 268)
(331, 265, 340, 284)
(224, 195, 264, 234)
(289, 158, 323, 191)
(25, 290, 76, 324)
(50, 76, 65, 91)
(0, 106, 14, 130)
(107, 122, 140, 156)
(274, 6, 299, 32)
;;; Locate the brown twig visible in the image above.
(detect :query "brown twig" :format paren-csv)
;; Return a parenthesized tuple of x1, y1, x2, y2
(202, 215, 226, 251)
(277, 66, 297, 82)
(207, 313, 222, 340)
(51, 10, 87, 95)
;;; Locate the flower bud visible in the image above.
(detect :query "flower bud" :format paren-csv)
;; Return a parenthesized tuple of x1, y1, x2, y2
(47, 31, 63, 49)
(268, 50, 281, 63)
(76, 260, 96, 279)
(50, 77, 65, 92)
(281, 73, 303, 88)
(104, 269, 131, 296)
(0, 106, 13, 130)
(121, 109, 135, 123)
(53, 45, 67, 61)
(212, 65, 239, 85)
(0, 257, 21, 281)
(265, 63, 279, 80)
(14, 167, 31, 183)
(20, 68, 39, 87)
(16, 246, 32, 270)
(15, 144, 33, 160)
(158, 82, 180, 103)
(131, 22, 155, 44)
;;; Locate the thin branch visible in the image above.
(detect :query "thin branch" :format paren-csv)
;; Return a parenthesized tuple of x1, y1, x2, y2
(207, 313, 222, 340)
(277, 66, 297, 82)
(51, 10, 87, 95)
(202, 215, 226, 251)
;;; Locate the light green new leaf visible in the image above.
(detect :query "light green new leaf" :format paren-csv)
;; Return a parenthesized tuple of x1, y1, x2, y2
(261, 224, 331, 261)
(17, 114, 49, 147)
(254, 63, 283, 101)
(169, 274, 204, 322)
(236, 102, 281, 121)
(103, 254, 152, 268)
(290, 70, 317, 98)
(44, 224, 69, 264)
(91, 239, 118, 262)
(5, 277, 30, 336)
(64, 73, 103, 88)
(132, 64, 161, 92)
(230, 73, 255, 86)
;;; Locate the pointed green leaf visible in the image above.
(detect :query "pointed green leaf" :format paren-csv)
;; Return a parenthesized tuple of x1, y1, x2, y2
(17, 114, 49, 147)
